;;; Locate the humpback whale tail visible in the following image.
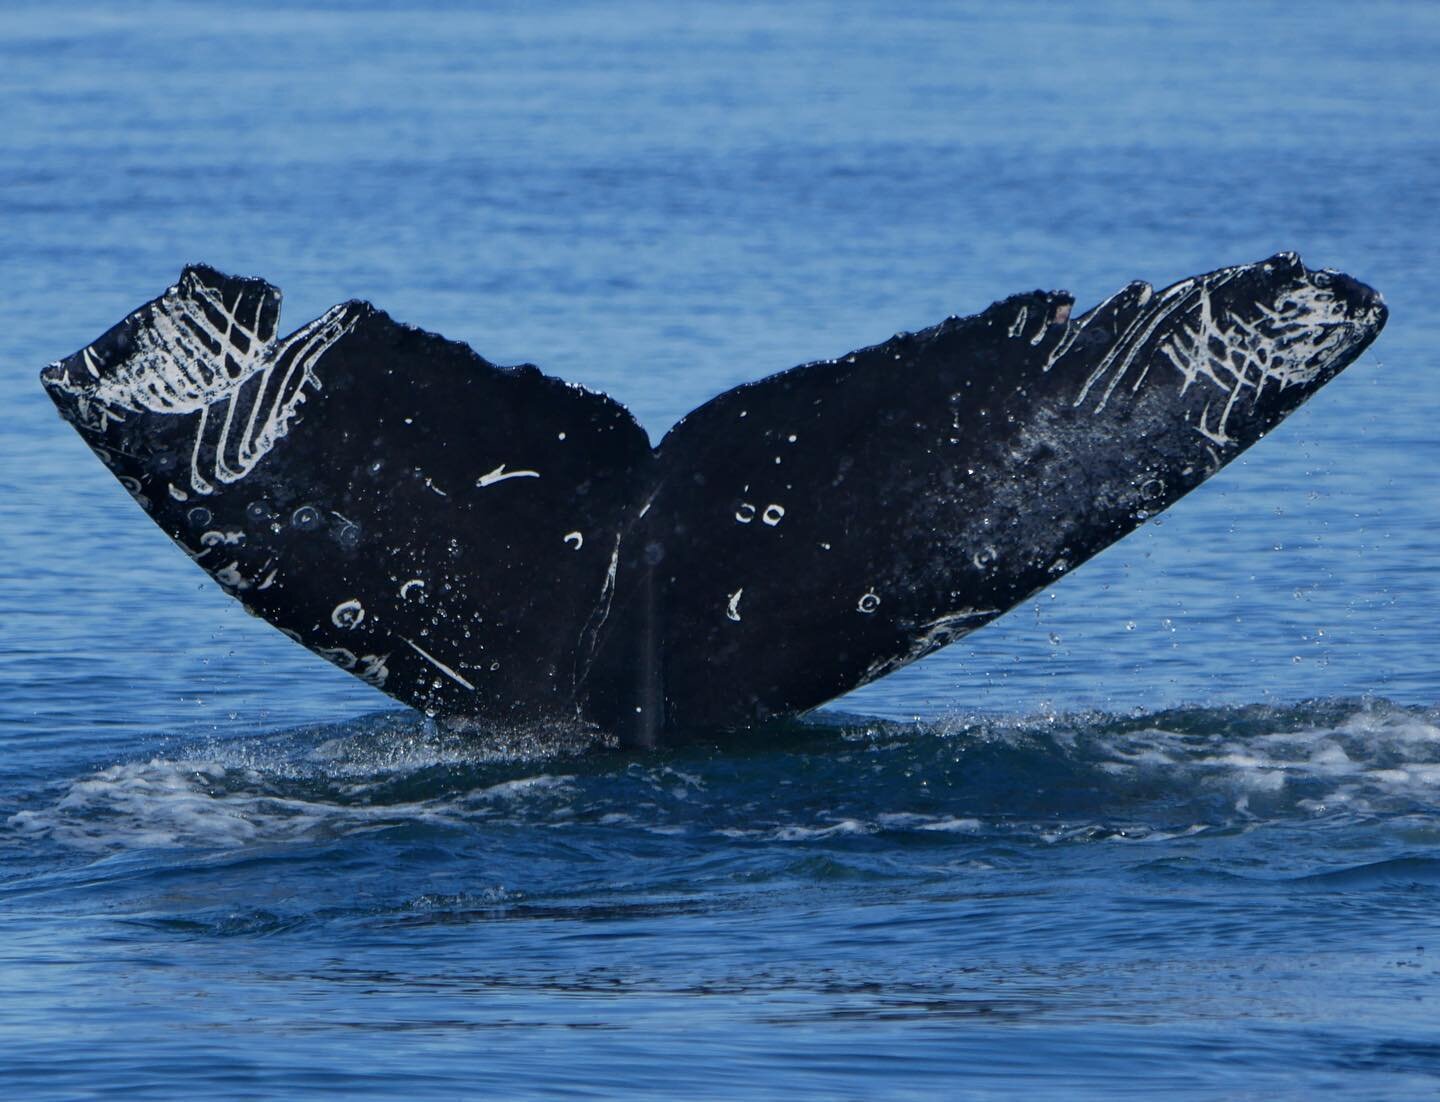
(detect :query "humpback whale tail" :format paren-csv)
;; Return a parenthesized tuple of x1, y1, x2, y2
(40, 254, 1386, 745)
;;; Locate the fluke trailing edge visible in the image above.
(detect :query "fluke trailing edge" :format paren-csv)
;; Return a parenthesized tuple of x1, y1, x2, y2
(40, 256, 1386, 745)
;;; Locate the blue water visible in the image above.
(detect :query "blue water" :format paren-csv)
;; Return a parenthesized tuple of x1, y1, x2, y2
(2, 2, 1438, 1097)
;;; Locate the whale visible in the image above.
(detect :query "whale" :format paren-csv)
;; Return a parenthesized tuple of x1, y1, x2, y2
(40, 254, 1386, 745)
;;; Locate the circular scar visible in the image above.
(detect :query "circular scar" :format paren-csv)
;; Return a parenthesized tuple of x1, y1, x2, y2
(332, 599, 365, 629)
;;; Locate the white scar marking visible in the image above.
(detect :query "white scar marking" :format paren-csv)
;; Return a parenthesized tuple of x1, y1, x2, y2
(167, 483, 188, 501)
(1008, 306, 1028, 338)
(564, 531, 583, 549)
(81, 347, 101, 378)
(1031, 301, 1065, 345)
(579, 533, 622, 662)
(1043, 261, 1371, 449)
(762, 504, 785, 526)
(329, 510, 360, 545)
(922, 608, 999, 639)
(424, 477, 448, 497)
(214, 562, 248, 589)
(331, 599, 364, 628)
(1072, 278, 1215, 411)
(316, 646, 357, 670)
(476, 464, 540, 488)
(399, 579, 425, 599)
(1155, 277, 1360, 446)
(726, 588, 744, 622)
(735, 502, 756, 523)
(602, 539, 619, 597)
(401, 636, 475, 691)
(856, 608, 1000, 687)
(857, 591, 881, 614)
(1043, 282, 1154, 374)
(358, 653, 389, 687)
(49, 271, 361, 493)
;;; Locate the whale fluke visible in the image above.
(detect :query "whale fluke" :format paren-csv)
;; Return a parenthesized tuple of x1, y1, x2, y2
(40, 256, 1386, 745)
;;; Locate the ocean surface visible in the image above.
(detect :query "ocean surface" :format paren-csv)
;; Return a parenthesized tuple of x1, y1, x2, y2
(2, 2, 1438, 1097)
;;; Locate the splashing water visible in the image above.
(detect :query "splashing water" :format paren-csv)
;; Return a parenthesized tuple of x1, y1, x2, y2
(12, 701, 1439, 862)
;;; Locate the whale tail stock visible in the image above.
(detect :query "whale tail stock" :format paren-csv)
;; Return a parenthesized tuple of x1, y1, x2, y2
(40, 255, 1386, 746)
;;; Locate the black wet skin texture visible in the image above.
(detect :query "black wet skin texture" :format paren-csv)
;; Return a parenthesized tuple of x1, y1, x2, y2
(41, 256, 1386, 746)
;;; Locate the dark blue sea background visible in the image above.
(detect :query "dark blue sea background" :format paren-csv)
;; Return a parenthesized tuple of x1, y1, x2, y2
(3, 2, 1438, 1098)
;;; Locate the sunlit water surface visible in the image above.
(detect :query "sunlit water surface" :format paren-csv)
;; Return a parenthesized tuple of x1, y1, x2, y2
(2, 2, 1438, 1098)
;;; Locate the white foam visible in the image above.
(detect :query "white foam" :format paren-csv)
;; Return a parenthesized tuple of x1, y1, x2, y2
(12, 704, 1437, 854)
(7, 749, 578, 853)
(1050, 705, 1440, 819)
(771, 818, 873, 841)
